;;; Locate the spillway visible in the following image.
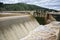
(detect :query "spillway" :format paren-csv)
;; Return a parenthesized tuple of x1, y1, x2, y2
(20, 21, 60, 40)
(0, 13, 39, 40)
(0, 13, 60, 40)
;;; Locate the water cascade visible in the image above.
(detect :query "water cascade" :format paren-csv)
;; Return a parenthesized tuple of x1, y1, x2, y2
(0, 13, 60, 40)
(21, 21, 60, 40)
(0, 14, 39, 40)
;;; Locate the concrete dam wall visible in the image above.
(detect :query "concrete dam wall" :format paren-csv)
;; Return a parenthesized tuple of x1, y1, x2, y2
(0, 14, 39, 40)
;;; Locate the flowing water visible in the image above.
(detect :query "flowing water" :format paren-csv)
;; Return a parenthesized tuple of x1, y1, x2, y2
(0, 14, 39, 40)
(21, 21, 60, 40)
(0, 13, 60, 40)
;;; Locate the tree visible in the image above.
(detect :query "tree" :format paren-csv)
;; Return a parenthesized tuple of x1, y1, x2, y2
(0, 2, 3, 7)
(0, 2, 3, 11)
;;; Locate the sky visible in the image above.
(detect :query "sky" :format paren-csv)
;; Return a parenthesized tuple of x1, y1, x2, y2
(0, 0, 60, 10)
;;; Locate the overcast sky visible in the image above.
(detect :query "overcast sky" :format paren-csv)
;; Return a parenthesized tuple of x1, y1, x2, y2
(0, 0, 60, 10)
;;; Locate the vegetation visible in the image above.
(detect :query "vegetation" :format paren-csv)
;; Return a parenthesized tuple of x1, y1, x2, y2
(0, 2, 58, 12)
(53, 15, 60, 21)
(0, 2, 4, 11)
(0, 2, 59, 24)
(35, 17, 45, 25)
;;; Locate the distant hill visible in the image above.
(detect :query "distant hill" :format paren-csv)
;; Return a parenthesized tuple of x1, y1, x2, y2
(0, 3, 58, 12)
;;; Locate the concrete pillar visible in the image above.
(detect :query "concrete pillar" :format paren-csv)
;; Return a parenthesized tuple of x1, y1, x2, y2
(44, 11, 48, 24)
(45, 11, 56, 24)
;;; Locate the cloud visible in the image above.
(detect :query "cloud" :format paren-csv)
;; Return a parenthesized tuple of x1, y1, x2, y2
(0, 0, 18, 4)
(0, 0, 60, 10)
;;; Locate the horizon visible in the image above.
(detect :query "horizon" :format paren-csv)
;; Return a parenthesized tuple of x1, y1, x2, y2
(0, 0, 60, 10)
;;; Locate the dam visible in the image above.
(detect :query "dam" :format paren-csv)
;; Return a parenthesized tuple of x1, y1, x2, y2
(0, 12, 60, 40)
(0, 13, 39, 40)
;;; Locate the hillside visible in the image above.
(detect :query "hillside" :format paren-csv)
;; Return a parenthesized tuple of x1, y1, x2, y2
(0, 3, 58, 12)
